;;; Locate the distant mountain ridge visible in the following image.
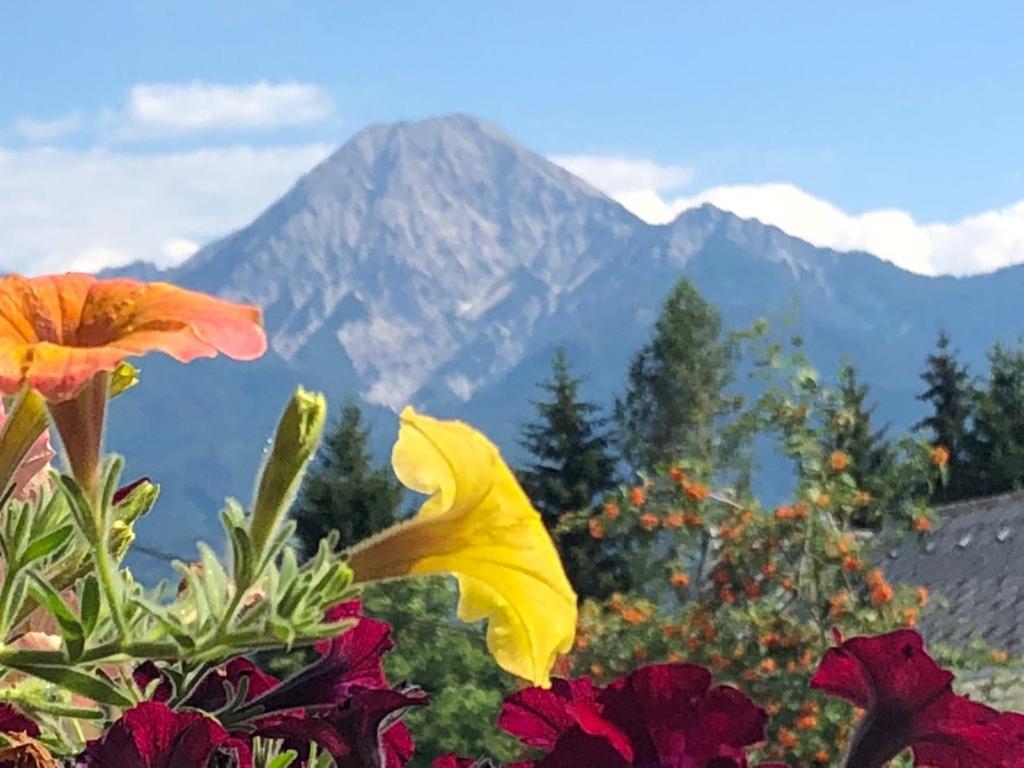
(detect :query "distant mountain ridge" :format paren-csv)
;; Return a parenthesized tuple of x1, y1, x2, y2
(102, 114, 1024, 567)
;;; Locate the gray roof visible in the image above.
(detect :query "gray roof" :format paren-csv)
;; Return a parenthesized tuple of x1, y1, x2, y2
(885, 490, 1024, 652)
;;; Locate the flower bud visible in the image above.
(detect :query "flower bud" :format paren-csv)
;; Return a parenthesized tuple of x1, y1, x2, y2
(249, 387, 327, 559)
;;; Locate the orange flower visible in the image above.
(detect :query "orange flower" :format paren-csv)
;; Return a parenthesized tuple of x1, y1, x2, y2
(682, 480, 710, 501)
(902, 608, 918, 627)
(742, 579, 762, 599)
(760, 561, 777, 579)
(916, 586, 930, 607)
(0, 274, 265, 496)
(683, 512, 702, 527)
(620, 607, 648, 625)
(866, 568, 886, 588)
(913, 515, 932, 533)
(815, 750, 830, 763)
(842, 556, 862, 573)
(629, 486, 646, 506)
(931, 445, 950, 468)
(669, 571, 690, 588)
(759, 658, 777, 675)
(814, 492, 830, 508)
(853, 489, 872, 507)
(991, 649, 1009, 664)
(603, 501, 621, 520)
(829, 450, 850, 472)
(0, 274, 266, 402)
(639, 512, 659, 531)
(793, 501, 808, 519)
(668, 465, 686, 483)
(588, 518, 605, 539)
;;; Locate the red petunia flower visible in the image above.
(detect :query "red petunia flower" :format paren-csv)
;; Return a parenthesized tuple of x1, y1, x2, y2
(811, 629, 1024, 767)
(497, 663, 775, 767)
(245, 600, 392, 714)
(0, 703, 38, 737)
(76, 701, 251, 768)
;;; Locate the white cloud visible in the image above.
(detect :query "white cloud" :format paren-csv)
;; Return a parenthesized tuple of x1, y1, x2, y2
(12, 113, 83, 141)
(110, 81, 332, 139)
(0, 144, 333, 274)
(558, 155, 1024, 276)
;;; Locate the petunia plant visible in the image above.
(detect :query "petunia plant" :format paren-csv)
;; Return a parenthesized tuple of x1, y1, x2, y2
(0, 273, 577, 765)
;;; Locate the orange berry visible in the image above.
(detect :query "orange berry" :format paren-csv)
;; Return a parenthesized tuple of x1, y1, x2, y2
(683, 480, 710, 501)
(778, 728, 798, 749)
(931, 445, 950, 468)
(588, 518, 605, 539)
(629, 486, 646, 506)
(829, 450, 850, 472)
(796, 714, 818, 730)
(639, 512, 659, 531)
(870, 583, 895, 606)
(664, 512, 685, 530)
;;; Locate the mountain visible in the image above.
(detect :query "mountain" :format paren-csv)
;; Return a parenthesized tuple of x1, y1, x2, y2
(104, 114, 1024, 570)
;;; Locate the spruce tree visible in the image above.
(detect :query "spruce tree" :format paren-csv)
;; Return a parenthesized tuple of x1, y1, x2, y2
(614, 278, 735, 472)
(823, 362, 893, 524)
(291, 399, 402, 558)
(519, 347, 617, 524)
(915, 330, 977, 501)
(969, 341, 1024, 496)
(519, 347, 620, 598)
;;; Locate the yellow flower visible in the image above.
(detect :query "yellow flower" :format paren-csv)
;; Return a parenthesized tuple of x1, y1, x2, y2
(346, 406, 577, 686)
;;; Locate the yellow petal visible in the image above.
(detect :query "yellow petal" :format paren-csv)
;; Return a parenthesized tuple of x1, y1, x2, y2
(348, 407, 577, 686)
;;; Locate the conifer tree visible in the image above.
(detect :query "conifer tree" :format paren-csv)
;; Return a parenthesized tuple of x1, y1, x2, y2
(291, 399, 402, 558)
(916, 330, 977, 501)
(519, 347, 621, 598)
(823, 362, 893, 524)
(969, 341, 1024, 496)
(519, 347, 617, 524)
(614, 278, 735, 472)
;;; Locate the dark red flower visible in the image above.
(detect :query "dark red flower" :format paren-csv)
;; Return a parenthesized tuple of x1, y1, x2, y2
(76, 701, 252, 768)
(0, 704, 38, 737)
(499, 664, 771, 767)
(811, 629, 1024, 768)
(245, 600, 392, 714)
(185, 658, 280, 712)
(254, 686, 427, 767)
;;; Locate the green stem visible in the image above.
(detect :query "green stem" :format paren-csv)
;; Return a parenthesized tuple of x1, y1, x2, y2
(94, 536, 128, 638)
(0, 565, 20, 640)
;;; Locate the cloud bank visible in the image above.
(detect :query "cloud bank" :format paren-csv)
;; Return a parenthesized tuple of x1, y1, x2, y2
(553, 156, 1024, 276)
(0, 144, 332, 274)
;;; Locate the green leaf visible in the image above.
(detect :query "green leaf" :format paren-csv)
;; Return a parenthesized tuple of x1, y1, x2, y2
(267, 753, 299, 768)
(9, 664, 133, 707)
(21, 524, 74, 565)
(28, 573, 85, 660)
(80, 575, 100, 638)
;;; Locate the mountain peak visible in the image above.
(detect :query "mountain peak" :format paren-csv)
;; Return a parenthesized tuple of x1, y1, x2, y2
(169, 114, 638, 408)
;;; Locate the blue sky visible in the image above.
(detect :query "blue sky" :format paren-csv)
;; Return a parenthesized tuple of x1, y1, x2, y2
(2, 2, 1023, 275)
